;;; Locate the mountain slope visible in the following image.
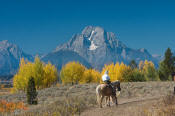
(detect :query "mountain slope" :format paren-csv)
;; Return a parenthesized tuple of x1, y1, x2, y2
(42, 50, 91, 70)
(0, 40, 33, 76)
(43, 26, 159, 70)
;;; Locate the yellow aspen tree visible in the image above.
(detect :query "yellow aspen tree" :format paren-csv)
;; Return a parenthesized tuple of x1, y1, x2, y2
(13, 58, 33, 91)
(139, 61, 144, 70)
(33, 57, 44, 89)
(80, 69, 101, 84)
(114, 62, 120, 81)
(43, 62, 58, 88)
(101, 62, 133, 82)
(13, 57, 58, 92)
(60, 62, 86, 84)
(91, 69, 101, 83)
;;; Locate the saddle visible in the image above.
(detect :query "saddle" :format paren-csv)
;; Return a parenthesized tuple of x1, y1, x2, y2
(103, 82, 116, 96)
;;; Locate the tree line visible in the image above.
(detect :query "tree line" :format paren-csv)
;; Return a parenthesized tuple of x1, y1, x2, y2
(12, 48, 175, 92)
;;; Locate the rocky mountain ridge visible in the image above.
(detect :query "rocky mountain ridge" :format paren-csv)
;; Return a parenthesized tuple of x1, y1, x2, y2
(43, 26, 160, 70)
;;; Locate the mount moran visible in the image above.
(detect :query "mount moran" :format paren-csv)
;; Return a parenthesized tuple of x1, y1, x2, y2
(0, 26, 160, 77)
(43, 26, 160, 70)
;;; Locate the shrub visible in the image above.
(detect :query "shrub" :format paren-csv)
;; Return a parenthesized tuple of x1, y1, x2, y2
(0, 100, 27, 113)
(140, 60, 159, 81)
(131, 69, 146, 82)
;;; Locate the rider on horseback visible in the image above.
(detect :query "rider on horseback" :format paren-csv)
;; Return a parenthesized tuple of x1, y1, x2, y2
(102, 70, 116, 95)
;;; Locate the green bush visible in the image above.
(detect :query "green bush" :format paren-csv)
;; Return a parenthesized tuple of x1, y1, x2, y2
(131, 69, 146, 82)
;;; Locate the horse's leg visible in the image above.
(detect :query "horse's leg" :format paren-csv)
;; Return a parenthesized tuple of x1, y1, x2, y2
(105, 97, 110, 107)
(100, 96, 104, 108)
(96, 93, 101, 107)
(111, 96, 118, 106)
(105, 97, 108, 106)
(108, 96, 110, 107)
(115, 96, 118, 106)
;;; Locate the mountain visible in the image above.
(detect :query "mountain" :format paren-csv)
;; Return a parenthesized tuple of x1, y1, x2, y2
(152, 54, 163, 62)
(0, 40, 33, 76)
(42, 50, 91, 70)
(42, 26, 159, 70)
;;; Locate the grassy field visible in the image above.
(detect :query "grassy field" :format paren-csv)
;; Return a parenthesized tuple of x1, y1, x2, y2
(0, 82, 175, 116)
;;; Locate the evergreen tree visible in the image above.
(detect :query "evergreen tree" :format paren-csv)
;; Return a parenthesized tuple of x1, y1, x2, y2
(129, 60, 137, 69)
(27, 77, 38, 105)
(158, 48, 175, 80)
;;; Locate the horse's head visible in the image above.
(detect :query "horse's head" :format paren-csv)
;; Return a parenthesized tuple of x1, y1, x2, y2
(112, 80, 121, 91)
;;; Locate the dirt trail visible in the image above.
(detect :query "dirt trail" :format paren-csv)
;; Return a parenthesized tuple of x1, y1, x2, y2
(81, 96, 162, 116)
(80, 81, 175, 116)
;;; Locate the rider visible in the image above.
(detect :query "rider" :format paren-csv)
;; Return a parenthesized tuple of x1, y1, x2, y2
(102, 70, 116, 95)
(102, 70, 111, 84)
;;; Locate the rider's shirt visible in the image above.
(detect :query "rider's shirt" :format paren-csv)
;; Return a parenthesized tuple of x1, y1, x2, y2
(102, 74, 110, 82)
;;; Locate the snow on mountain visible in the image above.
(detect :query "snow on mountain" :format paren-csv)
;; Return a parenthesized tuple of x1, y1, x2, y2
(43, 26, 160, 70)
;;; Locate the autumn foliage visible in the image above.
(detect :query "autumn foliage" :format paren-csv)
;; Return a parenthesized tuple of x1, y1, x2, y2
(13, 57, 160, 89)
(60, 60, 159, 84)
(101, 62, 133, 82)
(60, 62, 86, 84)
(80, 69, 101, 83)
(60, 62, 101, 84)
(13, 57, 58, 92)
(139, 60, 159, 81)
(0, 100, 27, 113)
(101, 60, 159, 82)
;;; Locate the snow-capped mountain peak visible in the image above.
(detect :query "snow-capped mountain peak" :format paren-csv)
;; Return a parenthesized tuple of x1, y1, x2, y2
(43, 26, 159, 70)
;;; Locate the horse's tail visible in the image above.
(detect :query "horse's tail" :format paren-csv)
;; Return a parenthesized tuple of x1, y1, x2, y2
(96, 85, 101, 104)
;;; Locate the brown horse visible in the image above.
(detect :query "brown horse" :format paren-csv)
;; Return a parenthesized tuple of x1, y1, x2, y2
(96, 80, 121, 108)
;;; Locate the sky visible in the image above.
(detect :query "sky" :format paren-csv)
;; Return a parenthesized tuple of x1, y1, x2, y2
(0, 0, 175, 55)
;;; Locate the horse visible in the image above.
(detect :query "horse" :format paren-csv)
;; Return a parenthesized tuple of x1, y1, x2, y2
(96, 80, 121, 108)
(105, 81, 121, 106)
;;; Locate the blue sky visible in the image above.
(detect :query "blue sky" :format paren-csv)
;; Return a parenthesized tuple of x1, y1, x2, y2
(0, 0, 175, 55)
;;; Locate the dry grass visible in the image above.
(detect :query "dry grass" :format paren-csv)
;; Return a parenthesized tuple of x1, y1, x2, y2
(0, 82, 175, 116)
(141, 93, 175, 116)
(0, 84, 97, 116)
(0, 84, 12, 96)
(120, 93, 175, 116)
(15, 95, 96, 116)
